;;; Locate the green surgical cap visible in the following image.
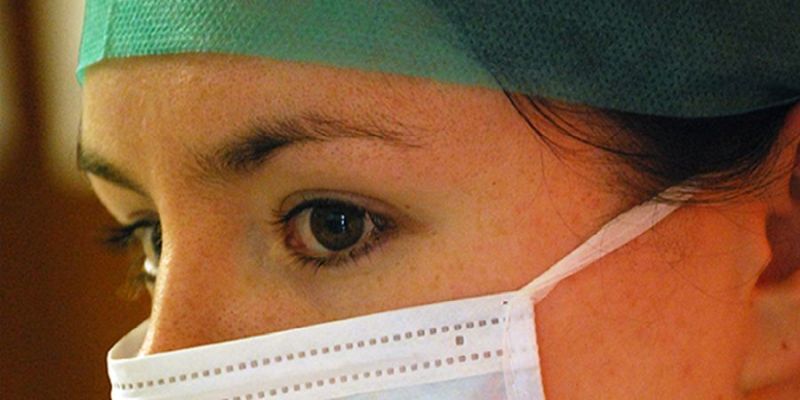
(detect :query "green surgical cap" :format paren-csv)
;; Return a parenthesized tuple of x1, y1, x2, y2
(77, 0, 800, 117)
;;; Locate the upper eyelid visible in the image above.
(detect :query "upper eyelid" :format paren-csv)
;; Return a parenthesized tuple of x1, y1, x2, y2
(278, 191, 404, 222)
(114, 209, 160, 227)
(279, 198, 366, 223)
(104, 219, 157, 249)
(116, 218, 159, 239)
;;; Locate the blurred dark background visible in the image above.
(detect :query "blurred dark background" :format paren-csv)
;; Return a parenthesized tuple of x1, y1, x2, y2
(1, 2, 149, 398)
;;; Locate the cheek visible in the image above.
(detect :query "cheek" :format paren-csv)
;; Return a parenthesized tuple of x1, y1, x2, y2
(534, 208, 757, 398)
(423, 202, 553, 299)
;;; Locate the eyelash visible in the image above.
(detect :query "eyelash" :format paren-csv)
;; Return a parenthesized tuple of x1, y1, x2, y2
(104, 220, 160, 297)
(272, 197, 395, 271)
(103, 197, 393, 294)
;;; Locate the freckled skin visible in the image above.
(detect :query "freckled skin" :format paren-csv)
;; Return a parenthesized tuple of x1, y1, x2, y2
(83, 54, 800, 398)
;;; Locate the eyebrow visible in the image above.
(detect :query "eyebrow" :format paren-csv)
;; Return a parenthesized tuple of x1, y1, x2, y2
(77, 113, 421, 193)
(201, 112, 420, 178)
(77, 141, 148, 195)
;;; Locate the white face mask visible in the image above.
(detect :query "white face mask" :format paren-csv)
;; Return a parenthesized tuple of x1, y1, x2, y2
(107, 190, 686, 400)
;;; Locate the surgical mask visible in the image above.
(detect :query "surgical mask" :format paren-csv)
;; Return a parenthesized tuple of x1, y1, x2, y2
(107, 189, 687, 400)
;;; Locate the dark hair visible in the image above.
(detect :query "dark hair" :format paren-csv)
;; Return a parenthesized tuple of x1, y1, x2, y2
(506, 94, 795, 202)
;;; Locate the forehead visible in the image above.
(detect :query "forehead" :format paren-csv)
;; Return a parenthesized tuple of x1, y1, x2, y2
(80, 54, 496, 160)
(79, 54, 539, 194)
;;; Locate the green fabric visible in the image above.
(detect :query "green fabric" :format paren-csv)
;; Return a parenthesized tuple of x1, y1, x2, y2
(78, 0, 800, 117)
(77, 1, 498, 90)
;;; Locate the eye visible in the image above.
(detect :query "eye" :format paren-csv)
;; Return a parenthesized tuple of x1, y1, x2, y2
(280, 198, 394, 268)
(135, 221, 162, 276)
(104, 219, 162, 295)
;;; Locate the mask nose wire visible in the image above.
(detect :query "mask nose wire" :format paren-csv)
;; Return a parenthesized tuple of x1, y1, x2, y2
(501, 186, 692, 399)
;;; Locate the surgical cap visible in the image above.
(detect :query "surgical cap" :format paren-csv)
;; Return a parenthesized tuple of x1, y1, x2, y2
(77, 0, 800, 117)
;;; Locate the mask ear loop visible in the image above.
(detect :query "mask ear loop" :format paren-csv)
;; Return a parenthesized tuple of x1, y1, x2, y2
(501, 186, 692, 399)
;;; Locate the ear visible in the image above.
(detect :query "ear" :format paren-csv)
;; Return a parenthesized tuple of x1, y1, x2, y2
(741, 103, 800, 398)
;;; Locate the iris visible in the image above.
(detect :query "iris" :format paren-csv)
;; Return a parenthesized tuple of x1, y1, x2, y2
(309, 204, 365, 251)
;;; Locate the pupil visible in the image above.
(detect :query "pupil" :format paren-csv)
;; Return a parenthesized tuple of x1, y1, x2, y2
(310, 204, 365, 251)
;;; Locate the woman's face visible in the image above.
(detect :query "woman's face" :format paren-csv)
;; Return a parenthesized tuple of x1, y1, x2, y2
(81, 54, 787, 398)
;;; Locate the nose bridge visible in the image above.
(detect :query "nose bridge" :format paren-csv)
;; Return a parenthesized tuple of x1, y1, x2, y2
(137, 206, 324, 355)
(140, 250, 221, 355)
(133, 131, 275, 354)
(138, 210, 246, 355)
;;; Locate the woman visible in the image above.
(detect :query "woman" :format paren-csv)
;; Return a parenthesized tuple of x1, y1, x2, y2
(77, 1, 800, 399)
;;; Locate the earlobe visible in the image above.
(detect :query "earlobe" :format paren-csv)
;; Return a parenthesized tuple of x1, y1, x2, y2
(745, 273, 800, 398)
(741, 103, 800, 397)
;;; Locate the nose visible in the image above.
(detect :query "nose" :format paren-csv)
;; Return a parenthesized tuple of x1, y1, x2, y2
(137, 242, 244, 355)
(136, 220, 319, 355)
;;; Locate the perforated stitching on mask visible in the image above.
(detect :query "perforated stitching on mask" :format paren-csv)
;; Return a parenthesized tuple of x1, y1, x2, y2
(222, 349, 505, 400)
(111, 317, 503, 392)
